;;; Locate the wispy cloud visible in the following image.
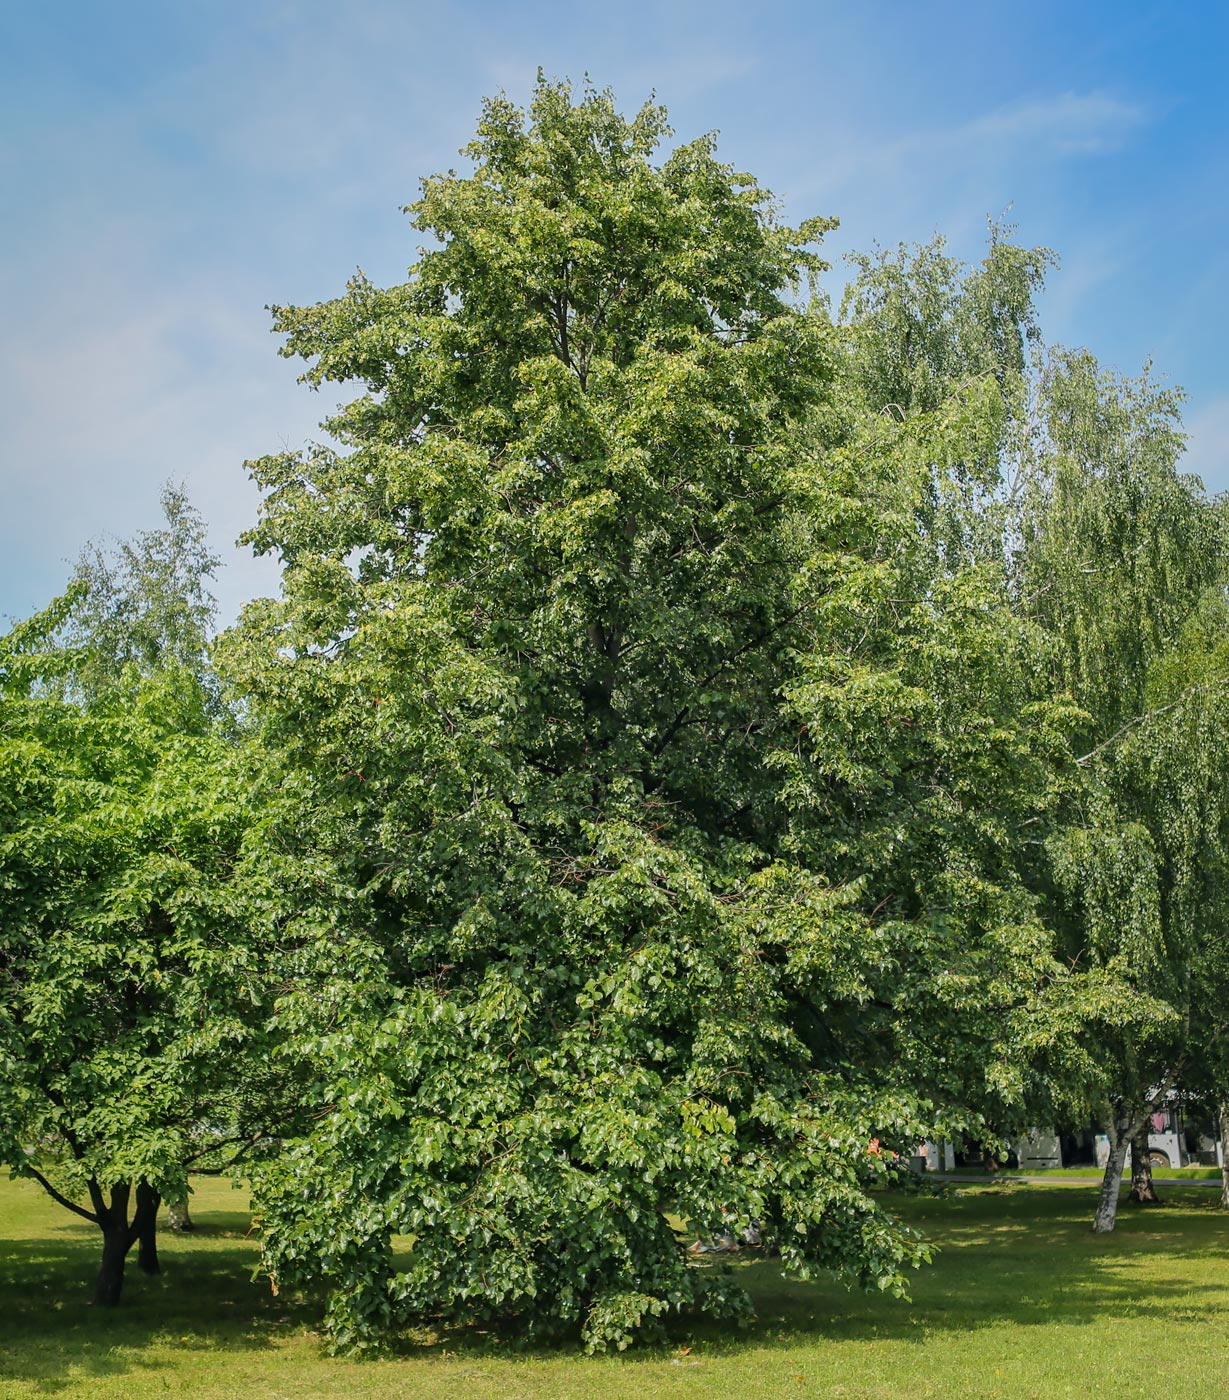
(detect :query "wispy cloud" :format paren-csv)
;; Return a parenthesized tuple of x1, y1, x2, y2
(0, 240, 312, 624)
(963, 92, 1148, 157)
(1181, 394, 1229, 494)
(797, 89, 1150, 205)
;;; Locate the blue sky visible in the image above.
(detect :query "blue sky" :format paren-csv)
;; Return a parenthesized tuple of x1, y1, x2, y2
(2, 0, 1226, 624)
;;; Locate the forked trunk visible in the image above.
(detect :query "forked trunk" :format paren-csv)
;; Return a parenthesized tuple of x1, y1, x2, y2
(1093, 1133, 1128, 1233)
(91, 1178, 162, 1302)
(1220, 1104, 1229, 1210)
(1127, 1123, 1162, 1204)
(94, 1181, 132, 1306)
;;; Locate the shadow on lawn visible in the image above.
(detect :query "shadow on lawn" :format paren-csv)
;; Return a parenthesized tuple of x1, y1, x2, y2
(0, 1212, 318, 1396)
(4, 1185, 1229, 1389)
(673, 1187, 1229, 1355)
(408, 1186, 1229, 1361)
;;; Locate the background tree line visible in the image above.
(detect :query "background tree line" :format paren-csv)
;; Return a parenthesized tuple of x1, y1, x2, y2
(3, 79, 1228, 1350)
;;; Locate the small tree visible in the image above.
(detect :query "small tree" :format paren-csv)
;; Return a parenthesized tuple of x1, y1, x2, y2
(51, 482, 223, 706)
(0, 492, 285, 1304)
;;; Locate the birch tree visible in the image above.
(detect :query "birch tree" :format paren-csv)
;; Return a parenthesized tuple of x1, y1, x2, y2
(1014, 350, 1229, 1230)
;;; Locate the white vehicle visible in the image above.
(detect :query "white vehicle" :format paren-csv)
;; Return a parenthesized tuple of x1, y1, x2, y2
(1018, 1099, 1224, 1171)
(917, 1099, 1226, 1173)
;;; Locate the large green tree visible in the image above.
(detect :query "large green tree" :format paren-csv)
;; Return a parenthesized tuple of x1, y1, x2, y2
(223, 82, 1075, 1351)
(841, 237, 1229, 1222)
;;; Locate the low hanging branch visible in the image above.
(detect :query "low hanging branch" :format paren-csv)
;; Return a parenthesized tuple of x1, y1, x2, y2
(19, 1159, 99, 1225)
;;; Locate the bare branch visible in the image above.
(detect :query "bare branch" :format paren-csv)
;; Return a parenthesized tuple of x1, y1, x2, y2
(1075, 679, 1229, 766)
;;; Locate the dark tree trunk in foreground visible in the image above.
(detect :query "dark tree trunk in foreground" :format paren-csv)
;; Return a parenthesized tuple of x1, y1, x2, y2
(89, 1177, 162, 1304)
(134, 1181, 162, 1273)
(1093, 1124, 1129, 1233)
(1220, 1105, 1229, 1210)
(94, 1181, 133, 1306)
(96, 1221, 130, 1307)
(1127, 1122, 1162, 1204)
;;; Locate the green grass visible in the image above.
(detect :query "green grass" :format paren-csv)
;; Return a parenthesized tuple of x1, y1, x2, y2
(943, 1164, 1223, 1180)
(4, 1174, 1229, 1399)
(1043, 1165, 1221, 1179)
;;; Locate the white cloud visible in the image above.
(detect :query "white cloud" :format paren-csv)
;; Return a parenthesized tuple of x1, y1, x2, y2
(0, 238, 320, 625)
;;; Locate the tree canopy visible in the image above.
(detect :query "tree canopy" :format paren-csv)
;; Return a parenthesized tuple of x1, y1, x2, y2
(1012, 350, 1229, 1223)
(216, 80, 1101, 1351)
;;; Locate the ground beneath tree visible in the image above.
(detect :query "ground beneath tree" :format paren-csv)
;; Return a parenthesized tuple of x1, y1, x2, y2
(4, 1175, 1229, 1398)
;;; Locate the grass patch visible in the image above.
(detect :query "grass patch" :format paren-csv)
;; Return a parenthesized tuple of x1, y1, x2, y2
(4, 1173, 1229, 1397)
(1028, 1166, 1221, 1180)
(941, 1165, 1223, 1181)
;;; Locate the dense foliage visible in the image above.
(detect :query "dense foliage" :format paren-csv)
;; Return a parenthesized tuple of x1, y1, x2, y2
(216, 83, 1102, 1351)
(1011, 352, 1229, 1222)
(3, 79, 1226, 1346)
(0, 494, 301, 1303)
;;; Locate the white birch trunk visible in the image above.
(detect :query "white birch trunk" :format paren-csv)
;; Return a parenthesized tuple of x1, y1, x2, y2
(1219, 1104, 1229, 1211)
(1093, 1130, 1129, 1233)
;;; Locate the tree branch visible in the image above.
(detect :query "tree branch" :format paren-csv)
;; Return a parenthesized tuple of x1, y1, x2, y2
(1075, 679, 1229, 766)
(20, 1159, 99, 1225)
(653, 604, 809, 759)
(184, 1132, 264, 1168)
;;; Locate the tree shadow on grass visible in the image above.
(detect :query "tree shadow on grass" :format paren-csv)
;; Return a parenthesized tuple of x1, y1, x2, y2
(392, 1186, 1229, 1363)
(678, 1186, 1229, 1354)
(0, 1209, 321, 1396)
(5, 1185, 1229, 1389)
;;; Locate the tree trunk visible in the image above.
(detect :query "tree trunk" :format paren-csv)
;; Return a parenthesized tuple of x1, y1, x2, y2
(1220, 1104, 1229, 1210)
(94, 1181, 132, 1306)
(133, 1180, 162, 1274)
(1127, 1122, 1162, 1204)
(166, 1195, 194, 1232)
(1093, 1131, 1128, 1233)
(95, 1223, 130, 1306)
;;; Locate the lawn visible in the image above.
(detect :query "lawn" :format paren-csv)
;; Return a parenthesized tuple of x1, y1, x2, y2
(3, 1174, 1229, 1399)
(941, 1165, 1224, 1180)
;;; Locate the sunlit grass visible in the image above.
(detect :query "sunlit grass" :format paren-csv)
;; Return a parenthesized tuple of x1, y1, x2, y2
(3, 1173, 1229, 1398)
